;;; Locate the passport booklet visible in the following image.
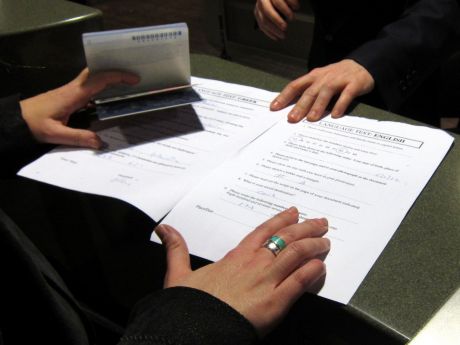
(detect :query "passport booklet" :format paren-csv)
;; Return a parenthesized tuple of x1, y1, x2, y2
(83, 23, 201, 120)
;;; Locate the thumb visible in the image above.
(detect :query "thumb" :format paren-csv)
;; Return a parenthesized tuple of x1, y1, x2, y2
(42, 122, 102, 149)
(155, 224, 192, 288)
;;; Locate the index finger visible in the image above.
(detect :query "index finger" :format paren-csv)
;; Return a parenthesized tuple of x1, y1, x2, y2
(82, 71, 140, 97)
(270, 73, 314, 111)
(238, 207, 299, 250)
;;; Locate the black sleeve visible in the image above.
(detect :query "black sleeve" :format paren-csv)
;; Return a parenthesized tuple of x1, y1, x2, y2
(0, 95, 37, 155)
(347, 0, 460, 112)
(119, 287, 258, 345)
(0, 95, 51, 177)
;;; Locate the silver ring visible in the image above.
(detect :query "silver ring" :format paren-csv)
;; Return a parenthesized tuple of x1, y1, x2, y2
(263, 235, 287, 256)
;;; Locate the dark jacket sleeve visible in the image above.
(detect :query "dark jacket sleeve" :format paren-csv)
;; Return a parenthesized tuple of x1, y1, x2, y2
(0, 94, 37, 155)
(119, 287, 258, 345)
(0, 95, 52, 177)
(346, 0, 460, 112)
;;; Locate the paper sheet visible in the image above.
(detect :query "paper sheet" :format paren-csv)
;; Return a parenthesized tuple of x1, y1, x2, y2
(156, 115, 454, 304)
(18, 77, 285, 221)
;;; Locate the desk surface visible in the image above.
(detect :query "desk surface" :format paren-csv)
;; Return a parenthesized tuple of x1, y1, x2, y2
(0, 0, 101, 37)
(1, 53, 457, 344)
(190, 54, 460, 341)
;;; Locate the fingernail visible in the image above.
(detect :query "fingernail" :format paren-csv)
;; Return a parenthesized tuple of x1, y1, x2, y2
(307, 110, 317, 121)
(310, 218, 328, 233)
(316, 218, 328, 227)
(287, 206, 298, 215)
(155, 224, 170, 242)
(271, 100, 281, 110)
(288, 109, 301, 122)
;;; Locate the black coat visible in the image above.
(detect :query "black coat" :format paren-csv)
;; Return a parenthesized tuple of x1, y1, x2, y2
(308, 0, 460, 123)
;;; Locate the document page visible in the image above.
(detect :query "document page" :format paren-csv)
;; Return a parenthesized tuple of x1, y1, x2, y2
(18, 77, 284, 221)
(157, 115, 454, 304)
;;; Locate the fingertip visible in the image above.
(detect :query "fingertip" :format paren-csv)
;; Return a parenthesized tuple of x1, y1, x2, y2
(306, 110, 318, 121)
(287, 114, 297, 123)
(270, 100, 281, 111)
(331, 109, 343, 118)
(155, 224, 170, 243)
(308, 218, 328, 235)
(155, 224, 180, 243)
(279, 21, 287, 32)
(88, 137, 102, 150)
(287, 206, 298, 215)
(285, 206, 299, 222)
(288, 109, 302, 122)
(83, 131, 102, 149)
(313, 259, 327, 276)
(324, 237, 331, 250)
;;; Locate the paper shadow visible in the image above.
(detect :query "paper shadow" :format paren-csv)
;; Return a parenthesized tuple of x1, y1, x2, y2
(90, 104, 204, 151)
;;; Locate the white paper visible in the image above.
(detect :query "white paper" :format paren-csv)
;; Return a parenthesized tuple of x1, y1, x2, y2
(157, 115, 454, 304)
(18, 77, 285, 221)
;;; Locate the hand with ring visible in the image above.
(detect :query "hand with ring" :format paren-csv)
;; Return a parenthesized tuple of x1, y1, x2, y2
(155, 207, 330, 336)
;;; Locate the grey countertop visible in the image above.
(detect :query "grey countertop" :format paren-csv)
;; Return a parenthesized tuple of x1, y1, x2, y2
(0, 0, 101, 37)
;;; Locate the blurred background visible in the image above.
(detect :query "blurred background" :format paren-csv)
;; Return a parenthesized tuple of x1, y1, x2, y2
(2, 0, 458, 128)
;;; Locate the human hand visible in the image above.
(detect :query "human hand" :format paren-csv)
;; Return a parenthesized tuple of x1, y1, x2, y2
(271, 59, 375, 122)
(254, 0, 300, 40)
(20, 68, 139, 149)
(155, 207, 330, 336)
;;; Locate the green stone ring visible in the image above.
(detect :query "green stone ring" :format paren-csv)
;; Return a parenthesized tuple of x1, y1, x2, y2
(263, 235, 287, 256)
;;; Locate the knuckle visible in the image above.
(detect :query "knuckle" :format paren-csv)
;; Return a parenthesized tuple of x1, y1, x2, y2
(303, 89, 317, 99)
(340, 88, 354, 98)
(277, 230, 295, 244)
(292, 269, 310, 288)
(286, 81, 301, 93)
(40, 126, 54, 141)
(309, 67, 321, 76)
(323, 82, 337, 92)
(254, 222, 267, 233)
(224, 247, 243, 260)
(286, 241, 306, 257)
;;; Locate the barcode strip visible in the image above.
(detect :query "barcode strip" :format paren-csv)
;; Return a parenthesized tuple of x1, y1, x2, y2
(132, 30, 183, 42)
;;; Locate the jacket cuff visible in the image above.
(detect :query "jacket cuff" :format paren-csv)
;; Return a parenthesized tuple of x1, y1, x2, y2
(119, 287, 258, 345)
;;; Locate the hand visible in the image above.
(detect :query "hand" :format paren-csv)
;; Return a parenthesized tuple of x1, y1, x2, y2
(271, 59, 375, 122)
(155, 207, 330, 336)
(254, 0, 300, 40)
(20, 68, 139, 149)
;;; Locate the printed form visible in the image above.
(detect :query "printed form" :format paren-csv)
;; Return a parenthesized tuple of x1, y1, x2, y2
(157, 115, 453, 304)
(18, 77, 284, 221)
